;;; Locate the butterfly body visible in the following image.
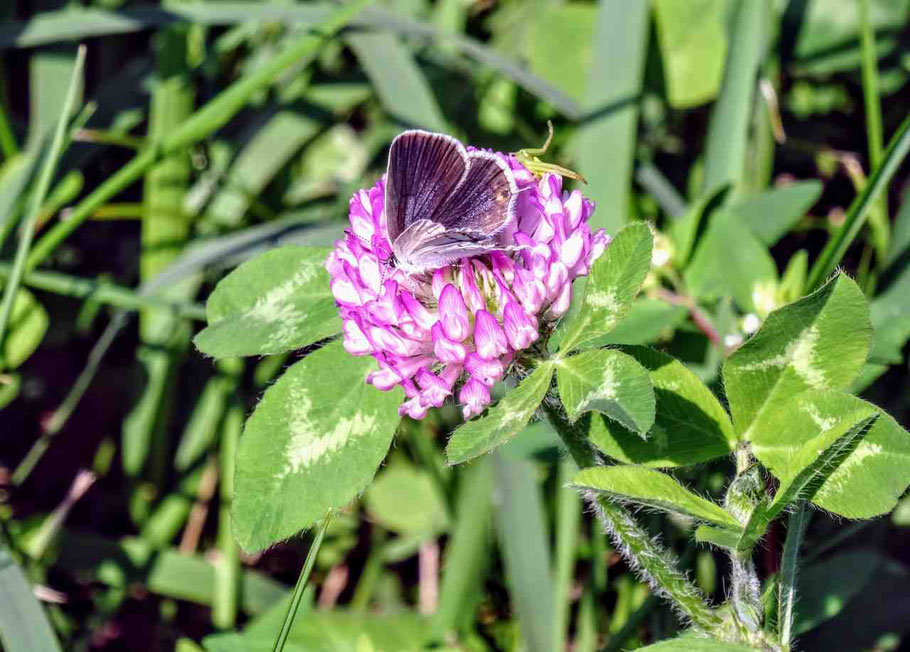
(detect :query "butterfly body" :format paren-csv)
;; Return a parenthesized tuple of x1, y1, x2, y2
(384, 130, 519, 275)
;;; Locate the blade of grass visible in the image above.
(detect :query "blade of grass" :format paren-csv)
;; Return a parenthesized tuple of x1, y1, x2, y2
(435, 458, 492, 637)
(859, 0, 889, 265)
(347, 31, 447, 131)
(702, 0, 766, 198)
(0, 45, 84, 365)
(55, 532, 286, 615)
(0, 263, 206, 320)
(492, 451, 555, 652)
(778, 501, 810, 648)
(25, 0, 372, 271)
(273, 512, 332, 652)
(574, 0, 649, 233)
(0, 545, 62, 652)
(0, 70, 17, 158)
(213, 401, 244, 630)
(122, 23, 196, 480)
(807, 114, 910, 291)
(0, 5, 581, 119)
(553, 457, 581, 652)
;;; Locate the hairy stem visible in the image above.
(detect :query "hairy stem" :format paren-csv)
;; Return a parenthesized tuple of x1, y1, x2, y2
(543, 402, 720, 631)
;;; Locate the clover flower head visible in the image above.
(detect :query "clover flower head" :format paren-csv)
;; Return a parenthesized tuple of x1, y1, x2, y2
(326, 149, 607, 420)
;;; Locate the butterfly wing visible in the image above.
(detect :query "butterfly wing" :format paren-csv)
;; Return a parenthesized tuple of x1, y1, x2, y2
(393, 220, 502, 273)
(384, 130, 468, 244)
(433, 151, 518, 237)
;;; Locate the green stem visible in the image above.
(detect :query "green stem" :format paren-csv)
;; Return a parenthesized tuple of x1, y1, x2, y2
(273, 512, 332, 652)
(544, 404, 720, 631)
(0, 263, 206, 320)
(778, 502, 810, 649)
(0, 46, 85, 362)
(806, 113, 910, 291)
(213, 402, 243, 629)
(0, 84, 17, 159)
(859, 0, 889, 264)
(25, 0, 372, 271)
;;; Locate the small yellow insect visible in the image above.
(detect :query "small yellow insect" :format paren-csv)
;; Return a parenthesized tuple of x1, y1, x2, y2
(513, 120, 587, 184)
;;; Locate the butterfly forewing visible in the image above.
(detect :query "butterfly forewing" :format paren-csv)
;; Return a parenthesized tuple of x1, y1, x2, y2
(385, 131, 468, 243)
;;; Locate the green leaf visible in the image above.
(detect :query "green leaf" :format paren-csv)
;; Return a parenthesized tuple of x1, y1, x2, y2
(492, 453, 555, 652)
(870, 264, 910, 364)
(701, 0, 767, 197)
(653, 0, 727, 109)
(589, 347, 736, 468)
(727, 181, 823, 246)
(723, 273, 871, 439)
(559, 223, 652, 352)
(364, 461, 449, 538)
(3, 289, 49, 369)
(574, 0, 649, 233)
(446, 360, 554, 465)
(807, 113, 910, 290)
(684, 211, 778, 312)
(204, 605, 437, 652)
(556, 349, 654, 435)
(638, 636, 756, 651)
(0, 545, 62, 652)
(347, 31, 447, 131)
(751, 389, 910, 519)
(204, 111, 320, 229)
(194, 246, 340, 359)
(695, 525, 741, 550)
(233, 341, 402, 552)
(669, 184, 730, 266)
(794, 550, 882, 635)
(579, 298, 688, 348)
(573, 467, 739, 529)
(527, 3, 597, 103)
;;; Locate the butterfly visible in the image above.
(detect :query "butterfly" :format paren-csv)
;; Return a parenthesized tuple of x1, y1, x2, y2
(384, 130, 519, 275)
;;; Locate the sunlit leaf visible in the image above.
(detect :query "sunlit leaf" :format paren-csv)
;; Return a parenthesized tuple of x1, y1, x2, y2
(194, 246, 340, 359)
(724, 273, 871, 439)
(589, 347, 735, 467)
(574, 466, 739, 529)
(751, 389, 910, 519)
(446, 361, 554, 464)
(556, 349, 654, 435)
(233, 342, 401, 552)
(559, 222, 652, 352)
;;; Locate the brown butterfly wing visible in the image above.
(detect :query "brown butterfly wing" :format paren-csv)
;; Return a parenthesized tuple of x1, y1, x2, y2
(384, 130, 468, 244)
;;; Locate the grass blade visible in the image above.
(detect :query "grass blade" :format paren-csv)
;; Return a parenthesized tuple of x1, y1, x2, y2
(26, 0, 371, 271)
(778, 501, 810, 648)
(553, 458, 582, 652)
(0, 45, 84, 363)
(574, 0, 649, 233)
(492, 452, 555, 652)
(435, 458, 493, 637)
(273, 512, 332, 652)
(122, 23, 197, 479)
(347, 31, 447, 131)
(0, 545, 62, 652)
(702, 0, 766, 198)
(213, 401, 244, 630)
(859, 0, 889, 262)
(0, 5, 581, 119)
(807, 114, 910, 290)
